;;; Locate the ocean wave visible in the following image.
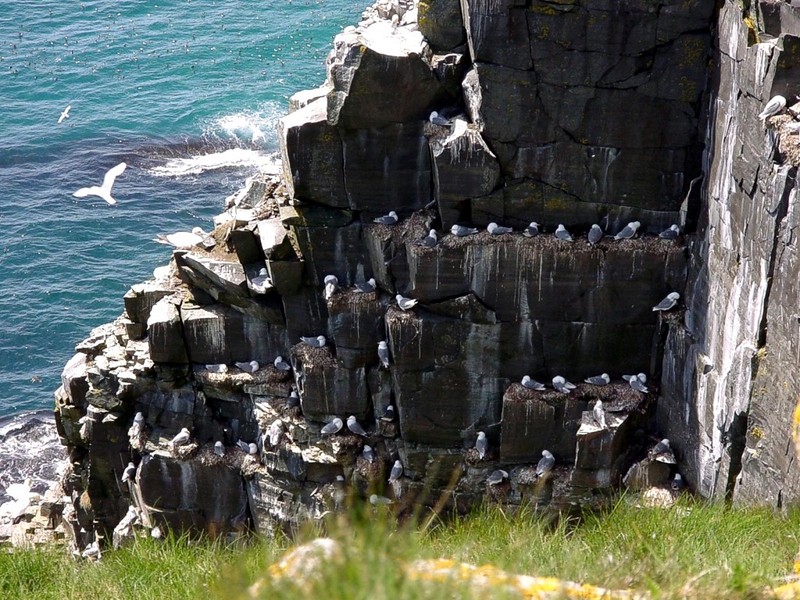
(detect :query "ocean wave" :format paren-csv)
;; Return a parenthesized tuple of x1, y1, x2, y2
(208, 105, 284, 146)
(147, 148, 282, 177)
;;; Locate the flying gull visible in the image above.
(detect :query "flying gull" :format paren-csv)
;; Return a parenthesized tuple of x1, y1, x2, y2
(154, 227, 207, 249)
(552, 375, 576, 393)
(171, 427, 191, 447)
(593, 399, 607, 429)
(555, 224, 573, 242)
(353, 278, 376, 293)
(487, 222, 513, 235)
(614, 221, 640, 240)
(214, 441, 225, 456)
(323, 274, 338, 300)
(378, 341, 390, 369)
(487, 469, 508, 486)
(389, 459, 403, 483)
(58, 105, 71, 124)
(450, 224, 478, 237)
(373, 211, 399, 225)
(268, 419, 283, 447)
(321, 417, 343, 435)
(206, 363, 228, 373)
(759, 94, 786, 120)
(652, 292, 680, 311)
(658, 224, 680, 240)
(588, 224, 603, 245)
(523, 222, 540, 238)
(121, 462, 136, 483)
(416, 229, 438, 248)
(273, 356, 291, 371)
(475, 431, 488, 460)
(301, 335, 326, 348)
(361, 445, 375, 463)
(521, 375, 546, 391)
(234, 360, 259, 373)
(250, 268, 272, 294)
(536, 450, 555, 478)
(396, 294, 418, 311)
(346, 415, 368, 437)
(380, 404, 395, 422)
(584, 373, 610, 386)
(73, 161, 127, 205)
(429, 110, 450, 126)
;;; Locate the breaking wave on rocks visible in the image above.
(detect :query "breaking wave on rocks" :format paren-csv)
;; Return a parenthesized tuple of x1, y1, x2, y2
(147, 147, 281, 177)
(0, 411, 66, 504)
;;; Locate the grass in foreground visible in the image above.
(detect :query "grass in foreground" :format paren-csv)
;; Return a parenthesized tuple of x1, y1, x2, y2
(1, 498, 798, 599)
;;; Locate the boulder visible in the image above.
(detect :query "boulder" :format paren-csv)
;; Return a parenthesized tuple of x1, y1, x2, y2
(147, 296, 188, 364)
(418, 0, 466, 51)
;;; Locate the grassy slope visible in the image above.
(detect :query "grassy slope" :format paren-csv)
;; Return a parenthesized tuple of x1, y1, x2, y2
(1, 498, 798, 599)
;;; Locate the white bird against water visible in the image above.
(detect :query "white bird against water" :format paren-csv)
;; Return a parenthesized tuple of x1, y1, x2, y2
(759, 94, 786, 120)
(652, 292, 680, 312)
(58, 105, 71, 124)
(396, 294, 418, 310)
(154, 226, 207, 249)
(73, 161, 127, 205)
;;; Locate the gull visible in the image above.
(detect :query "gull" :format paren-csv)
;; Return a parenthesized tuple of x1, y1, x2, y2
(301, 335, 326, 348)
(73, 162, 127, 205)
(58, 105, 71, 124)
(369, 494, 393, 505)
(593, 400, 607, 429)
(236, 439, 250, 453)
(487, 469, 508, 486)
(614, 221, 640, 240)
(323, 274, 338, 300)
(450, 224, 479, 237)
(171, 427, 191, 447)
(248, 443, 258, 455)
(588, 224, 603, 245)
(81, 541, 101, 561)
(552, 375, 576, 393)
(214, 441, 225, 456)
(429, 110, 450, 126)
(347, 415, 368, 437)
(536, 450, 555, 478)
(234, 360, 259, 373)
(268, 419, 283, 447)
(353, 278, 376, 293)
(361, 445, 375, 463)
(653, 292, 680, 311)
(380, 404, 395, 422)
(273, 356, 291, 371)
(487, 222, 513, 235)
(584, 373, 610, 386)
(388, 459, 403, 482)
(121, 462, 136, 483)
(671, 473, 684, 491)
(373, 210, 399, 225)
(206, 364, 228, 373)
(649, 438, 671, 458)
(378, 341, 390, 369)
(623, 373, 649, 393)
(321, 417, 343, 435)
(250, 268, 272, 294)
(521, 375, 546, 391)
(475, 431, 488, 460)
(396, 294, 418, 310)
(523, 222, 540, 238)
(658, 224, 680, 240)
(286, 389, 300, 408)
(127, 411, 144, 441)
(416, 229, 438, 248)
(555, 224, 573, 241)
(154, 227, 207, 249)
(759, 94, 786, 120)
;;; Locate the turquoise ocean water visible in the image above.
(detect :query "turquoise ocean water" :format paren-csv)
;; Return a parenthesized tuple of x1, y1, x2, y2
(0, 0, 364, 494)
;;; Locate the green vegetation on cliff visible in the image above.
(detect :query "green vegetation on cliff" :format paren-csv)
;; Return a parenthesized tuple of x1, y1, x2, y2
(2, 499, 798, 599)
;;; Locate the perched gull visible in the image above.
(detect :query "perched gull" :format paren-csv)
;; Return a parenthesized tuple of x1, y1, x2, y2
(416, 229, 438, 248)
(346, 415, 368, 437)
(588, 224, 603, 245)
(206, 363, 228, 373)
(323, 274, 339, 300)
(82, 541, 101, 561)
(487, 469, 508, 486)
(652, 292, 680, 312)
(429, 110, 450, 126)
(154, 227, 206, 249)
(58, 105, 71, 124)
(450, 224, 479, 237)
(378, 341, 390, 369)
(171, 427, 191, 447)
(380, 404, 395, 422)
(552, 375, 576, 393)
(487, 222, 513, 235)
(73, 162, 127, 205)
(671, 473, 684, 491)
(649, 438, 671, 458)
(614, 221, 640, 240)
(121, 462, 136, 483)
(248, 443, 258, 455)
(521, 375, 546, 391)
(475, 431, 488, 460)
(759, 94, 786, 120)
(369, 494, 393, 505)
(396, 294, 418, 311)
(250, 268, 272, 294)
(236, 439, 250, 453)
(127, 411, 144, 442)
(214, 441, 225, 456)
(593, 400, 607, 429)
(536, 450, 555, 478)
(273, 356, 291, 371)
(623, 373, 649, 393)
(388, 459, 403, 483)
(353, 278, 376, 293)
(234, 360, 259, 373)
(555, 224, 573, 242)
(658, 224, 680, 240)
(523, 222, 540, 238)
(268, 419, 283, 447)
(361, 445, 375, 463)
(301, 335, 327, 348)
(584, 373, 610, 386)
(373, 210, 399, 225)
(286, 389, 300, 408)
(321, 417, 343, 435)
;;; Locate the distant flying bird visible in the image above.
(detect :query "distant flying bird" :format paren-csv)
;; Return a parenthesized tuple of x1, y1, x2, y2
(353, 278, 376, 293)
(373, 211, 399, 225)
(588, 224, 603, 245)
(487, 222, 513, 235)
(301, 335, 326, 348)
(554, 224, 573, 241)
(523, 222, 540, 238)
(377, 341, 390, 369)
(58, 105, 71, 124)
(614, 221, 640, 240)
(73, 161, 127, 205)
(321, 417, 343, 435)
(396, 294, 418, 311)
(346, 415, 368, 437)
(536, 450, 555, 477)
(521, 375, 546, 391)
(658, 224, 680, 240)
(323, 274, 338, 300)
(475, 431, 488, 460)
(416, 229, 438, 248)
(584, 373, 610, 386)
(652, 292, 680, 312)
(450, 224, 479, 237)
(759, 94, 786, 120)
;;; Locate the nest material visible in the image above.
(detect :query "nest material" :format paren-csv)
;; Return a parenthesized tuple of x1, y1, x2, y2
(504, 382, 647, 413)
(292, 342, 337, 368)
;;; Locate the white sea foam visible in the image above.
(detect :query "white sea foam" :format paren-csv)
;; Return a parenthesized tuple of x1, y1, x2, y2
(211, 105, 282, 146)
(148, 148, 281, 177)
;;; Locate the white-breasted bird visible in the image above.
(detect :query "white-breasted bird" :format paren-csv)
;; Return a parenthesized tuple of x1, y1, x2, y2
(584, 373, 610, 386)
(323, 274, 339, 300)
(268, 419, 284, 447)
(487, 222, 513, 235)
(378, 341, 390, 368)
(373, 211, 399, 225)
(652, 292, 680, 312)
(206, 363, 228, 373)
(353, 278, 376, 293)
(171, 427, 191, 447)
(273, 356, 291, 371)
(475, 431, 488, 460)
(361, 445, 375, 463)
(321, 417, 343, 435)
(234, 360, 259, 373)
(429, 110, 450, 126)
(552, 376, 576, 393)
(555, 224, 573, 241)
(380, 404, 395, 422)
(759, 94, 786, 120)
(73, 162, 127, 205)
(389, 459, 403, 482)
(523, 222, 540, 238)
(121, 462, 136, 483)
(614, 221, 640, 240)
(154, 227, 207, 249)
(536, 450, 555, 477)
(416, 229, 438, 248)
(521, 375, 546, 391)
(58, 105, 71, 124)
(487, 469, 508, 485)
(450, 224, 479, 237)
(347, 415, 368, 437)
(588, 224, 603, 245)
(396, 294, 418, 310)
(250, 268, 272, 294)
(301, 335, 327, 348)
(658, 224, 680, 240)
(214, 441, 225, 456)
